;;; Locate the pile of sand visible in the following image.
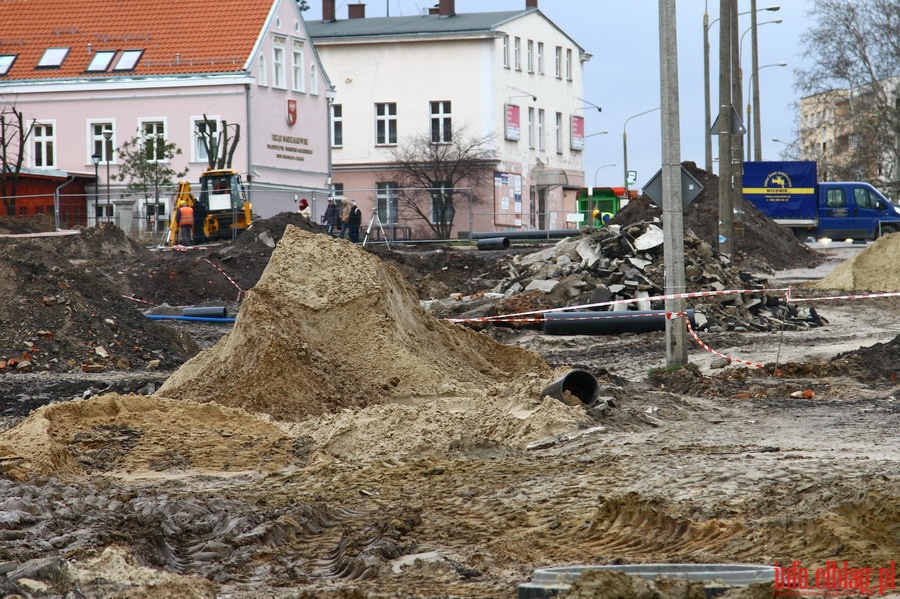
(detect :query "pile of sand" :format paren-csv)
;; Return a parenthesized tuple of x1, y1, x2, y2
(156, 227, 551, 422)
(0, 394, 298, 480)
(814, 233, 900, 291)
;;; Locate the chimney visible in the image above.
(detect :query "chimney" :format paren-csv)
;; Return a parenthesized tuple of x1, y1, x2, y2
(428, 6, 439, 15)
(526, 0, 538, 7)
(323, 0, 336, 22)
(439, 0, 455, 16)
(348, 3, 366, 19)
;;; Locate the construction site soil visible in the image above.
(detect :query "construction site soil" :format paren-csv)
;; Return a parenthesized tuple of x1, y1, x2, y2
(0, 165, 898, 598)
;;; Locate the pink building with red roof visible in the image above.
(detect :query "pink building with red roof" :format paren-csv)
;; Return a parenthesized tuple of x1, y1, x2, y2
(0, 0, 333, 233)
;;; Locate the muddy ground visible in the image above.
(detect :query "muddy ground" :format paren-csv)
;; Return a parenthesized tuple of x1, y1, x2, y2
(0, 176, 898, 598)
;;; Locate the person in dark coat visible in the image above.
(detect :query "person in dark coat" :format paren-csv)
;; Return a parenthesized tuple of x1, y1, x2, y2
(347, 200, 363, 243)
(321, 197, 340, 236)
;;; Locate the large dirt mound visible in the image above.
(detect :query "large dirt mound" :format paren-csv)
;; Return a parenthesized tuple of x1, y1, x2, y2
(611, 162, 823, 270)
(156, 227, 551, 422)
(0, 393, 298, 480)
(814, 232, 900, 291)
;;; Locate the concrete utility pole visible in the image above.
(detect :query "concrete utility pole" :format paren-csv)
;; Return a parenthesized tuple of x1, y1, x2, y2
(658, 0, 687, 366)
(718, 0, 734, 259)
(731, 0, 744, 250)
(751, 0, 763, 161)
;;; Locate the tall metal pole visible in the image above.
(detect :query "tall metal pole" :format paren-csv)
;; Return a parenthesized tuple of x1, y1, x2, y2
(703, 3, 713, 173)
(102, 129, 113, 220)
(718, 0, 734, 259)
(751, 0, 762, 161)
(659, 0, 687, 366)
(623, 107, 660, 198)
(730, 0, 743, 255)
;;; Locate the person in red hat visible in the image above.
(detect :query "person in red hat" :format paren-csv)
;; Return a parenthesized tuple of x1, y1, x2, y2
(297, 198, 311, 219)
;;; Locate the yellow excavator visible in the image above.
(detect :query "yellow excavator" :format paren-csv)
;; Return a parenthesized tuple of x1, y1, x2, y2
(168, 169, 252, 245)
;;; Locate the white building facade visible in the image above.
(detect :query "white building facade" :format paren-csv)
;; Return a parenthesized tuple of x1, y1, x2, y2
(308, 0, 589, 239)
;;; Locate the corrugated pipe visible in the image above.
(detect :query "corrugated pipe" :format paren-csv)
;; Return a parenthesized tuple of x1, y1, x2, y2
(542, 309, 696, 336)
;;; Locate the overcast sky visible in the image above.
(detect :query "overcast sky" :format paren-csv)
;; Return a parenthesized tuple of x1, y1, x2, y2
(309, 0, 813, 192)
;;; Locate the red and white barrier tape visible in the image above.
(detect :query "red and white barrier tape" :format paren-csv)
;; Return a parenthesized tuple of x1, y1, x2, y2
(669, 311, 766, 368)
(0, 230, 81, 238)
(203, 258, 244, 302)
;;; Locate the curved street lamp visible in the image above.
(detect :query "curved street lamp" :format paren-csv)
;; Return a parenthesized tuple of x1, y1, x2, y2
(593, 164, 616, 186)
(747, 62, 787, 158)
(623, 107, 660, 196)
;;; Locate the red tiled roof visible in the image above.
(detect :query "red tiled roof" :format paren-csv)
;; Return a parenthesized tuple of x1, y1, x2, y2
(0, 0, 275, 81)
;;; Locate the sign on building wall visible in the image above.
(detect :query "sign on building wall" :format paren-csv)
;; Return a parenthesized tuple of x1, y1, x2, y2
(494, 171, 522, 227)
(505, 104, 521, 141)
(570, 115, 585, 151)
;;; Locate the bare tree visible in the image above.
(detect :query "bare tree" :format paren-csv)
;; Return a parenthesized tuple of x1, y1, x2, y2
(797, 0, 900, 193)
(389, 128, 496, 239)
(0, 106, 36, 216)
(197, 115, 241, 170)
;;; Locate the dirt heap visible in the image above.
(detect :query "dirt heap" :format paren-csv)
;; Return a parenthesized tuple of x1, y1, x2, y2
(156, 226, 551, 422)
(814, 232, 900, 291)
(0, 393, 298, 480)
(611, 162, 823, 271)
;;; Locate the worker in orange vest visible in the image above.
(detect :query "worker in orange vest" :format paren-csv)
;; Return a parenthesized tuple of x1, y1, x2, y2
(176, 203, 194, 245)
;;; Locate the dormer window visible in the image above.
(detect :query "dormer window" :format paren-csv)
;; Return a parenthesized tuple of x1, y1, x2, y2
(113, 49, 143, 71)
(0, 55, 15, 75)
(86, 51, 117, 72)
(37, 47, 69, 68)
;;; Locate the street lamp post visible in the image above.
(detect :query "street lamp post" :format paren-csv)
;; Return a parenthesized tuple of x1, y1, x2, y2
(593, 163, 616, 186)
(102, 129, 113, 218)
(623, 107, 660, 197)
(747, 62, 787, 158)
(91, 153, 100, 224)
(703, 2, 779, 172)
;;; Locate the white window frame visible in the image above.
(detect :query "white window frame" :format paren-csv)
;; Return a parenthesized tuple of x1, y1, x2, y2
(331, 104, 343, 148)
(514, 37, 521, 71)
(86, 50, 117, 72)
(502, 35, 509, 69)
(430, 182, 454, 225)
(32, 121, 56, 168)
(37, 47, 69, 68)
(139, 119, 168, 162)
(88, 121, 115, 165)
(272, 39, 286, 88)
(554, 46, 562, 79)
(375, 102, 398, 145)
(258, 54, 267, 86)
(310, 64, 319, 95)
(527, 39, 534, 73)
(113, 49, 143, 71)
(537, 42, 544, 75)
(537, 108, 545, 151)
(555, 112, 562, 154)
(430, 101, 452, 144)
(192, 116, 221, 164)
(527, 107, 535, 149)
(566, 48, 573, 81)
(292, 44, 305, 93)
(377, 182, 399, 224)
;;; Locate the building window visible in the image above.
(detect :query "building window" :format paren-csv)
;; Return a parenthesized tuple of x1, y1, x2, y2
(537, 109, 545, 151)
(332, 182, 344, 200)
(141, 121, 166, 161)
(193, 117, 220, 163)
(37, 48, 69, 68)
(430, 101, 452, 143)
(332, 104, 343, 147)
(555, 112, 562, 153)
(554, 46, 562, 78)
(310, 64, 319, 95)
(0, 54, 16, 75)
(430, 182, 454, 224)
(527, 107, 534, 149)
(91, 122, 114, 163)
(527, 40, 534, 73)
(376, 102, 397, 145)
(537, 42, 544, 75)
(502, 35, 509, 69)
(112, 50, 143, 71)
(292, 46, 305, 92)
(32, 122, 55, 167)
(258, 54, 267, 86)
(86, 51, 116, 72)
(377, 182, 399, 224)
(514, 37, 521, 71)
(273, 43, 285, 88)
(566, 48, 573, 81)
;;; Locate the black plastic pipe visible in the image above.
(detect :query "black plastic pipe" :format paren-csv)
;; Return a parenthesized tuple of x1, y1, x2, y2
(542, 309, 696, 336)
(541, 369, 599, 406)
(476, 237, 511, 250)
(146, 315, 235, 323)
(183, 306, 228, 318)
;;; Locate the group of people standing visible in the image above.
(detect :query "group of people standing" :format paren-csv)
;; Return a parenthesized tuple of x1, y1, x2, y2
(319, 197, 362, 242)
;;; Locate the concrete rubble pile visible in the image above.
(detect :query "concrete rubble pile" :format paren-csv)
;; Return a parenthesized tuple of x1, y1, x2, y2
(426, 220, 823, 333)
